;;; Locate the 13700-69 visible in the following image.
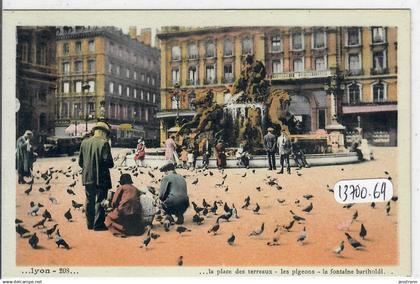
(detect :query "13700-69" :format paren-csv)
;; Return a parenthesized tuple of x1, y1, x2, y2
(334, 178, 393, 204)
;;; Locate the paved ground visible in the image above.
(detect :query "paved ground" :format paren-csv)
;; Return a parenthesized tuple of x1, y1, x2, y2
(16, 147, 398, 266)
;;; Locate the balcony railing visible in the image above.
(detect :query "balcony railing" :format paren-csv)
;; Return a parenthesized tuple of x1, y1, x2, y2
(271, 69, 332, 80)
(204, 78, 217, 85)
(186, 79, 198, 86)
(370, 68, 389, 75)
(222, 76, 235, 83)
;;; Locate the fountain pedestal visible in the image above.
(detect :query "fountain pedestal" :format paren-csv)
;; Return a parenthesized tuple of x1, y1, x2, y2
(325, 120, 346, 153)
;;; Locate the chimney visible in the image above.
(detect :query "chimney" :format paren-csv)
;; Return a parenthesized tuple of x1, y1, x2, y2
(128, 26, 137, 40)
(139, 28, 152, 46)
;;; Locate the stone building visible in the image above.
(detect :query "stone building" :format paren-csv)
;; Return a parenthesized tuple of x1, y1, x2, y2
(55, 26, 161, 143)
(156, 26, 398, 146)
(16, 26, 57, 143)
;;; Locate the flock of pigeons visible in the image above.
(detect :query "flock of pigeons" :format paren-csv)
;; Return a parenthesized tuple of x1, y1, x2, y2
(16, 154, 398, 265)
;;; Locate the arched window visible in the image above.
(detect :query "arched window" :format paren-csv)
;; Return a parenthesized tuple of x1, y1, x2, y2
(348, 83, 361, 105)
(188, 43, 198, 59)
(372, 82, 386, 102)
(171, 45, 181, 61)
(242, 37, 253, 55)
(205, 41, 215, 58)
(224, 39, 233, 56)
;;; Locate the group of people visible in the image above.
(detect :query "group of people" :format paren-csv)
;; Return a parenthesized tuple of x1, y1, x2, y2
(263, 127, 310, 174)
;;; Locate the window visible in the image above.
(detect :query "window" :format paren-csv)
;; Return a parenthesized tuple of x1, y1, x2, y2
(116, 65, 120, 75)
(313, 30, 326, 49)
(88, 40, 95, 52)
(172, 46, 181, 61)
(318, 109, 326, 129)
(62, 102, 69, 118)
(372, 27, 385, 43)
(224, 39, 233, 56)
(373, 51, 386, 72)
(171, 96, 178, 109)
(118, 84, 122, 95)
(75, 81, 82, 93)
(63, 82, 70, 93)
(293, 58, 304, 72)
(74, 61, 82, 73)
(88, 60, 96, 73)
(153, 94, 156, 103)
(126, 68, 130, 78)
(108, 63, 113, 74)
(75, 41, 82, 53)
(206, 41, 216, 58)
(109, 82, 114, 94)
(62, 62, 70, 75)
(126, 86, 130, 97)
(223, 64, 233, 82)
(373, 82, 386, 102)
(242, 37, 253, 55)
(152, 77, 155, 85)
(21, 43, 29, 62)
(147, 92, 150, 101)
(147, 76, 150, 84)
(172, 69, 180, 84)
(347, 28, 360, 46)
(87, 102, 95, 115)
(271, 36, 283, 52)
(188, 66, 197, 85)
(272, 60, 283, 74)
(134, 89, 137, 98)
(141, 90, 144, 100)
(88, 80, 95, 92)
(349, 53, 361, 72)
(291, 31, 303, 50)
(145, 108, 149, 121)
(205, 65, 215, 84)
(315, 57, 326, 71)
(141, 73, 145, 81)
(134, 71, 137, 80)
(348, 84, 361, 104)
(74, 103, 81, 118)
(63, 43, 69, 55)
(188, 43, 198, 59)
(36, 45, 47, 65)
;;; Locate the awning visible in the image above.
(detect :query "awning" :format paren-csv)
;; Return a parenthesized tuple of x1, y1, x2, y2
(64, 122, 96, 135)
(342, 104, 398, 114)
(119, 123, 133, 130)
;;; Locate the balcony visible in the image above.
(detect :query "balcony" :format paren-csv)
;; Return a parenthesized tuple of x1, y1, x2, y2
(204, 78, 218, 85)
(370, 68, 389, 75)
(186, 79, 198, 86)
(346, 69, 364, 76)
(156, 108, 195, 119)
(271, 69, 332, 80)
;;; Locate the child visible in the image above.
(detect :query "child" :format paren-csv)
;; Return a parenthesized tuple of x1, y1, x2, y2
(187, 148, 194, 170)
(180, 146, 188, 169)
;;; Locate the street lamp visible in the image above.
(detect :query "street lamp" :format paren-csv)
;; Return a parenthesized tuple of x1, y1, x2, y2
(82, 82, 91, 132)
(172, 83, 181, 126)
(74, 104, 79, 136)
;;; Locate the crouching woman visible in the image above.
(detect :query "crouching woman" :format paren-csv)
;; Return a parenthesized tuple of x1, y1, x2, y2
(105, 173, 145, 237)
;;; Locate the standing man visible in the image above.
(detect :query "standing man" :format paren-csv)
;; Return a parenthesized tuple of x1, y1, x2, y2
(202, 137, 212, 169)
(79, 121, 114, 231)
(215, 139, 227, 170)
(16, 130, 36, 184)
(159, 161, 189, 224)
(277, 128, 292, 174)
(165, 135, 179, 165)
(263, 127, 277, 171)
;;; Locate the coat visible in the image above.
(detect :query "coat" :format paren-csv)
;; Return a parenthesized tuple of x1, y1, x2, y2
(165, 138, 177, 162)
(78, 135, 114, 189)
(263, 133, 277, 153)
(277, 135, 292, 155)
(159, 172, 189, 211)
(215, 142, 227, 167)
(134, 143, 145, 161)
(105, 184, 145, 236)
(16, 135, 35, 176)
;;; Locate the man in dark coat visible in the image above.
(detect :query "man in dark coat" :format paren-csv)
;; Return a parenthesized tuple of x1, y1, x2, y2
(79, 122, 114, 230)
(291, 138, 310, 169)
(159, 162, 189, 224)
(16, 130, 35, 184)
(215, 139, 227, 170)
(105, 174, 145, 237)
(202, 138, 212, 169)
(263, 127, 277, 170)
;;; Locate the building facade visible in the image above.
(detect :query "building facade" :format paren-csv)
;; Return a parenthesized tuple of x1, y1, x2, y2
(16, 26, 57, 144)
(157, 26, 397, 146)
(55, 26, 161, 143)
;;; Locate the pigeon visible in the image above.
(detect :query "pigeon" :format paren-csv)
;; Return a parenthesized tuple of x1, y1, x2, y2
(252, 169, 256, 174)
(277, 199, 286, 204)
(64, 208, 72, 222)
(192, 202, 204, 214)
(38, 187, 45, 193)
(72, 200, 83, 210)
(210, 201, 218, 214)
(290, 210, 305, 222)
(28, 201, 40, 216)
(202, 199, 210, 208)
(148, 171, 155, 179)
(176, 226, 191, 235)
(192, 214, 204, 225)
(297, 227, 307, 245)
(202, 207, 209, 216)
(231, 204, 239, 218)
(216, 211, 233, 223)
(256, 186, 261, 192)
(294, 199, 300, 207)
(302, 194, 314, 200)
(33, 217, 47, 229)
(223, 202, 231, 213)
(227, 233, 236, 245)
(351, 210, 359, 223)
(249, 223, 265, 236)
(241, 172, 247, 178)
(345, 232, 363, 249)
(242, 198, 250, 209)
(45, 224, 58, 239)
(28, 233, 39, 248)
(192, 178, 199, 185)
(15, 218, 23, 224)
(333, 241, 345, 255)
(177, 256, 183, 266)
(45, 185, 51, 191)
(253, 203, 260, 214)
(224, 186, 229, 192)
(302, 203, 313, 214)
(359, 223, 367, 240)
(267, 234, 280, 246)
(16, 224, 30, 237)
(209, 171, 214, 176)
(343, 203, 355, 209)
(207, 221, 220, 235)
(391, 196, 398, 202)
(24, 184, 33, 195)
(67, 189, 76, 195)
(69, 181, 77, 188)
(140, 232, 151, 249)
(71, 157, 77, 162)
(222, 174, 227, 179)
(55, 230, 71, 249)
(283, 220, 295, 232)
(42, 209, 52, 221)
(49, 196, 58, 204)
(370, 202, 376, 209)
(386, 202, 391, 215)
(163, 219, 171, 232)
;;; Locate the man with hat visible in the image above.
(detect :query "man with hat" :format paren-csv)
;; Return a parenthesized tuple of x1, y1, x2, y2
(105, 173, 145, 237)
(16, 130, 36, 184)
(277, 128, 292, 174)
(263, 127, 277, 170)
(79, 121, 114, 230)
(159, 161, 189, 224)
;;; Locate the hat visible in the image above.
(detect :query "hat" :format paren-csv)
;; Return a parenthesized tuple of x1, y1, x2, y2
(24, 130, 33, 136)
(267, 127, 274, 132)
(159, 161, 176, 172)
(119, 173, 133, 185)
(92, 121, 111, 134)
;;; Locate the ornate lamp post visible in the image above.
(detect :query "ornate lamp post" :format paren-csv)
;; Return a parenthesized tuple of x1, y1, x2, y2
(74, 104, 79, 136)
(172, 83, 181, 126)
(82, 82, 91, 132)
